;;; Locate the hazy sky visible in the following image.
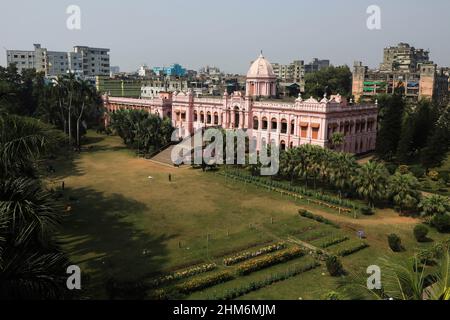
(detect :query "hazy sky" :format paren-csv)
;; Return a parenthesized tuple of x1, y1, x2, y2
(1, 0, 449, 73)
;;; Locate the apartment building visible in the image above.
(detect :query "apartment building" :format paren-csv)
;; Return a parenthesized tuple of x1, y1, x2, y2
(6, 43, 110, 77)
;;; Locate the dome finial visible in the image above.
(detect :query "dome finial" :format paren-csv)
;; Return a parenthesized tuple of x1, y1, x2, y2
(260, 50, 263, 58)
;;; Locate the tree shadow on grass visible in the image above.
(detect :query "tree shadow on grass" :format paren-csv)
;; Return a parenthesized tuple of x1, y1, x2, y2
(58, 187, 173, 299)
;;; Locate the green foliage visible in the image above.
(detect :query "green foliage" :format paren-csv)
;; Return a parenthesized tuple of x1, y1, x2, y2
(376, 93, 405, 161)
(419, 195, 450, 217)
(353, 161, 389, 207)
(421, 107, 450, 168)
(298, 209, 340, 228)
(431, 214, 450, 233)
(387, 234, 404, 252)
(211, 262, 320, 300)
(223, 242, 286, 266)
(359, 206, 374, 216)
(176, 271, 234, 295)
(388, 172, 421, 213)
(303, 66, 352, 98)
(413, 224, 429, 242)
(325, 255, 345, 276)
(235, 247, 304, 276)
(110, 109, 174, 156)
(336, 242, 369, 257)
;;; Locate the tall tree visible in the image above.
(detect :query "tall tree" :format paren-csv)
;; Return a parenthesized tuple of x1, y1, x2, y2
(353, 161, 389, 207)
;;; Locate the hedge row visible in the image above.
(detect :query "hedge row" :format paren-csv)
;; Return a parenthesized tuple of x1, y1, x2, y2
(223, 242, 287, 266)
(147, 263, 217, 288)
(236, 247, 304, 276)
(175, 271, 234, 295)
(336, 242, 369, 257)
(298, 209, 340, 229)
(211, 262, 320, 300)
(220, 170, 362, 216)
(318, 236, 350, 249)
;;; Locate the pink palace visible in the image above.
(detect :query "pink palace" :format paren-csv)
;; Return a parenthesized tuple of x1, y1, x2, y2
(103, 54, 378, 154)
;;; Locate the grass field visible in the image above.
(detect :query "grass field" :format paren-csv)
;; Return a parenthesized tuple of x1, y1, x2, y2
(50, 132, 448, 299)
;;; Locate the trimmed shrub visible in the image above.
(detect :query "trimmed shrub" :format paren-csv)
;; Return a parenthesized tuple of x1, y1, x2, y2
(413, 224, 429, 242)
(359, 206, 374, 216)
(236, 247, 304, 276)
(431, 214, 450, 233)
(388, 234, 404, 252)
(298, 209, 340, 228)
(176, 271, 234, 294)
(147, 263, 217, 288)
(325, 255, 345, 276)
(211, 262, 320, 300)
(223, 242, 286, 266)
(336, 242, 369, 257)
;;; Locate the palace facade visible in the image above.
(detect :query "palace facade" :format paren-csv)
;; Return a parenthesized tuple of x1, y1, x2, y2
(103, 54, 378, 154)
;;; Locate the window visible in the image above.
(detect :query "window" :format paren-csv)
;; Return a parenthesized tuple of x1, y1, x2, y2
(281, 120, 287, 134)
(253, 117, 259, 130)
(271, 118, 277, 131)
(262, 117, 268, 130)
(312, 127, 319, 139)
(291, 121, 295, 135)
(193, 111, 198, 122)
(300, 124, 308, 138)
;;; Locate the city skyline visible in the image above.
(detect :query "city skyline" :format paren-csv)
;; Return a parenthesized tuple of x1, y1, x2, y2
(1, 0, 450, 73)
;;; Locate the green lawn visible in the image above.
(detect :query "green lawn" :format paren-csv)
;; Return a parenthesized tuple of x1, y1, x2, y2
(51, 132, 448, 299)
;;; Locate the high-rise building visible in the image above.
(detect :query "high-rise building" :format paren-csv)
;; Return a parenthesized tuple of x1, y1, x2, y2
(379, 43, 430, 73)
(272, 60, 305, 92)
(6, 43, 110, 77)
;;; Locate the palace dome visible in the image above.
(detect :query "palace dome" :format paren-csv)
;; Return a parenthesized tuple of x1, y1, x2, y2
(247, 53, 275, 78)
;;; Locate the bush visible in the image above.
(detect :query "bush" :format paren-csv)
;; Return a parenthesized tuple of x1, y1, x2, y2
(236, 247, 303, 276)
(413, 224, 429, 242)
(298, 209, 340, 228)
(359, 206, 374, 216)
(325, 255, 345, 276)
(431, 214, 450, 233)
(336, 242, 369, 257)
(388, 234, 404, 252)
(176, 271, 234, 294)
(409, 165, 425, 178)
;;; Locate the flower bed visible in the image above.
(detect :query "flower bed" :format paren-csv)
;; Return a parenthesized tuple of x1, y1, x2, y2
(223, 242, 287, 266)
(210, 261, 320, 300)
(335, 242, 369, 257)
(147, 263, 217, 288)
(211, 239, 274, 260)
(176, 271, 235, 295)
(298, 209, 341, 228)
(236, 246, 304, 276)
(317, 236, 350, 249)
(219, 170, 360, 217)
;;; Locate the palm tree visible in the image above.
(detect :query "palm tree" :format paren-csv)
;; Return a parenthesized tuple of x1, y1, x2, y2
(330, 132, 345, 151)
(419, 194, 450, 217)
(0, 113, 69, 299)
(389, 172, 422, 214)
(280, 148, 300, 184)
(340, 253, 450, 300)
(353, 161, 389, 207)
(329, 152, 357, 198)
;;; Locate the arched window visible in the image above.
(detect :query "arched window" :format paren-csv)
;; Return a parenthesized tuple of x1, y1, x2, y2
(280, 140, 286, 151)
(193, 110, 198, 122)
(262, 117, 268, 130)
(281, 119, 288, 134)
(291, 120, 295, 135)
(207, 112, 212, 124)
(271, 118, 277, 131)
(253, 116, 259, 130)
(200, 111, 205, 123)
(214, 112, 219, 125)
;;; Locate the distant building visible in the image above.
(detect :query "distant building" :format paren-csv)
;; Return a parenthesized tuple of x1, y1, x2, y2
(272, 60, 305, 92)
(352, 43, 449, 105)
(153, 63, 186, 77)
(141, 79, 189, 99)
(6, 44, 110, 78)
(304, 58, 330, 73)
(379, 43, 430, 73)
(104, 53, 378, 155)
(96, 76, 142, 98)
(110, 66, 120, 77)
(138, 65, 153, 78)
